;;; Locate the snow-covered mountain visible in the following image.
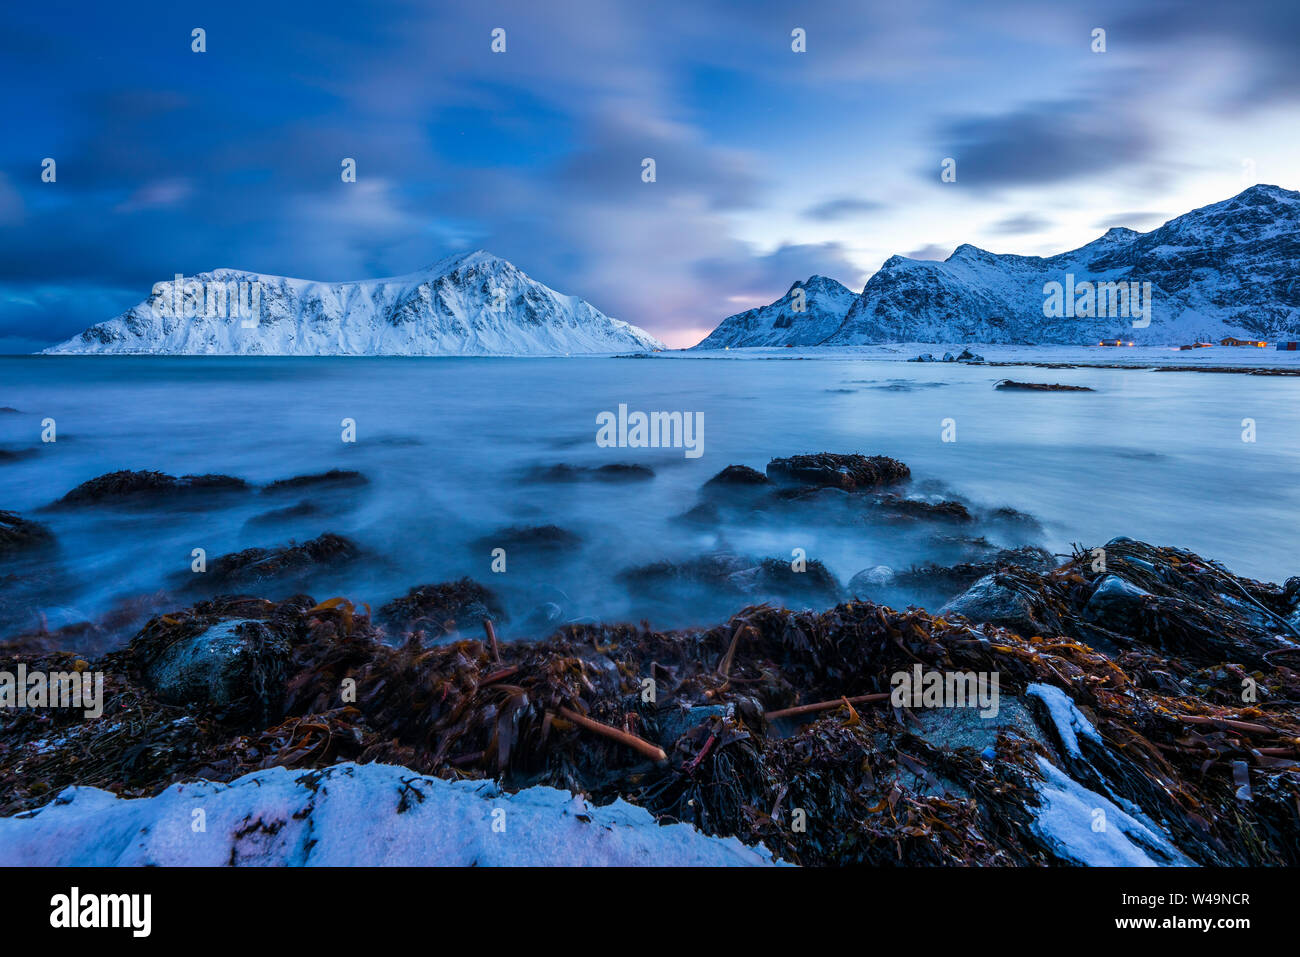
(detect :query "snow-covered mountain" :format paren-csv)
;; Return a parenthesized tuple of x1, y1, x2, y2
(697, 185, 1300, 347)
(45, 251, 664, 356)
(694, 275, 857, 348)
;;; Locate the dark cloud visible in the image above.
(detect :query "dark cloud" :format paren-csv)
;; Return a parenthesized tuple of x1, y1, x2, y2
(1093, 210, 1168, 230)
(989, 212, 1052, 234)
(901, 243, 952, 261)
(933, 97, 1158, 187)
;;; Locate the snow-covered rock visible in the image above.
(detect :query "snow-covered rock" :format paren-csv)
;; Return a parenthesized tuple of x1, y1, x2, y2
(693, 275, 857, 348)
(0, 762, 781, 866)
(44, 250, 665, 356)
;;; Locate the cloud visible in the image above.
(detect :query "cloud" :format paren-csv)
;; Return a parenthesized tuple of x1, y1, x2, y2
(1092, 210, 1169, 230)
(933, 96, 1159, 187)
(989, 212, 1052, 234)
(901, 243, 952, 261)
(802, 197, 888, 221)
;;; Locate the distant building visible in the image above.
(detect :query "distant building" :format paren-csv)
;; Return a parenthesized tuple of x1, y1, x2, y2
(1277, 341, 1300, 351)
(1220, 337, 1268, 347)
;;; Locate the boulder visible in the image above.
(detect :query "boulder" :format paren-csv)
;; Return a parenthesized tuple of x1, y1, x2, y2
(938, 573, 1045, 635)
(52, 470, 248, 507)
(0, 510, 55, 556)
(377, 578, 505, 637)
(135, 617, 291, 724)
(766, 453, 910, 491)
(1081, 575, 1152, 631)
(262, 469, 368, 495)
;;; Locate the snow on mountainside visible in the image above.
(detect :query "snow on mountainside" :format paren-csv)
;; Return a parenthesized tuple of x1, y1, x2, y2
(698, 185, 1300, 347)
(44, 250, 665, 356)
(694, 275, 857, 348)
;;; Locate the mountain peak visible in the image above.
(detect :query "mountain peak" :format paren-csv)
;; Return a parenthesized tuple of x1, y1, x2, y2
(422, 248, 506, 275)
(1236, 183, 1296, 203)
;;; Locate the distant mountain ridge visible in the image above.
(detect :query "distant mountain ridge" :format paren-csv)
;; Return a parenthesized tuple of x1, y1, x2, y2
(45, 251, 664, 356)
(694, 275, 857, 348)
(695, 185, 1300, 347)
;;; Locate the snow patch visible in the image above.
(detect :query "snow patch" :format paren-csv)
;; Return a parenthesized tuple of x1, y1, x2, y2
(1030, 757, 1190, 867)
(0, 762, 783, 866)
(1026, 682, 1103, 759)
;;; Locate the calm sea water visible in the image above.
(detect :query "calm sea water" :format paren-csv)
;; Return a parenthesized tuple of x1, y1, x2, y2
(2, 355, 1298, 642)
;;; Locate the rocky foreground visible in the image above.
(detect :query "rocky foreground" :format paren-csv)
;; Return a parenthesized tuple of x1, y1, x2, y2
(3, 517, 1300, 864)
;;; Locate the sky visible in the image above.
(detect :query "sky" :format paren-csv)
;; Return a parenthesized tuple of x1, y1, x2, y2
(1, 0, 1298, 351)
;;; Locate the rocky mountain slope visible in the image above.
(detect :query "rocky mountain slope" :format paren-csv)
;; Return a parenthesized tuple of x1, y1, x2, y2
(696, 185, 1300, 347)
(45, 251, 664, 356)
(694, 275, 857, 348)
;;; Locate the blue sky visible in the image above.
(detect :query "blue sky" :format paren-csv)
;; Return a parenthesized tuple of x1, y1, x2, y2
(2, 0, 1298, 350)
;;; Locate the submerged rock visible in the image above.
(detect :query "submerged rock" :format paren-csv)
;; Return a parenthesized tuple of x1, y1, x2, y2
(524, 462, 655, 483)
(261, 469, 368, 494)
(242, 501, 328, 530)
(0, 510, 55, 556)
(203, 533, 360, 589)
(51, 470, 249, 507)
(619, 552, 842, 610)
(703, 464, 770, 489)
(871, 494, 972, 523)
(766, 453, 910, 491)
(995, 380, 1094, 392)
(377, 578, 505, 637)
(473, 524, 582, 556)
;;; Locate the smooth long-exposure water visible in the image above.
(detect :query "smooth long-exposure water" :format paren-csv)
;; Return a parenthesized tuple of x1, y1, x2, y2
(2, 355, 1297, 643)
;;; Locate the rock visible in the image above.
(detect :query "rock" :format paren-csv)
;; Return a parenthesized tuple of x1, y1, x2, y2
(766, 453, 910, 491)
(242, 501, 328, 530)
(848, 565, 896, 597)
(898, 546, 1056, 603)
(619, 552, 842, 610)
(619, 553, 753, 592)
(474, 524, 582, 556)
(204, 533, 360, 589)
(955, 348, 984, 362)
(654, 704, 728, 745)
(732, 558, 844, 608)
(52, 470, 249, 507)
(703, 465, 770, 489)
(261, 469, 368, 494)
(377, 578, 506, 637)
(995, 380, 1094, 392)
(1081, 575, 1152, 631)
(0, 510, 55, 556)
(524, 463, 655, 483)
(679, 501, 722, 525)
(909, 353, 938, 362)
(134, 617, 291, 724)
(872, 494, 972, 523)
(987, 506, 1045, 534)
(938, 574, 1045, 634)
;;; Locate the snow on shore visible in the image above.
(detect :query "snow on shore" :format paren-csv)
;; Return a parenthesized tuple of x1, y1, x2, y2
(666, 342, 1300, 368)
(0, 762, 782, 866)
